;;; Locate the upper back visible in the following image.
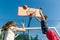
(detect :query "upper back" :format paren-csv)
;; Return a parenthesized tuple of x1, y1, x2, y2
(2, 26, 16, 40)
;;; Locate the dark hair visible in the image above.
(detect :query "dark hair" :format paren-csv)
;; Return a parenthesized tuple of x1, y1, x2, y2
(43, 14, 48, 20)
(40, 8, 42, 10)
(2, 21, 17, 31)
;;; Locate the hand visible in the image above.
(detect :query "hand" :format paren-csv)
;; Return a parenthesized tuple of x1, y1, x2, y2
(21, 22, 25, 31)
(21, 22, 24, 28)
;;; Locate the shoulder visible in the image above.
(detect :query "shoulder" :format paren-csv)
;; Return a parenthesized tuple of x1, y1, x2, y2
(10, 26, 17, 31)
(10, 26, 15, 29)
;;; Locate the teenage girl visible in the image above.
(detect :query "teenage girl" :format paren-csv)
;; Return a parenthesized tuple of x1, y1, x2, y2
(2, 21, 25, 40)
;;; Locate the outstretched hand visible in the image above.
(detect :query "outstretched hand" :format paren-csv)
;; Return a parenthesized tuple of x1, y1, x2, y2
(21, 22, 25, 28)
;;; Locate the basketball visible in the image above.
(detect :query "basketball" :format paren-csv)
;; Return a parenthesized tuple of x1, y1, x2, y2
(23, 5, 27, 10)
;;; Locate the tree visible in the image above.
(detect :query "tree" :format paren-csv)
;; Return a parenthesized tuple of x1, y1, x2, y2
(15, 34, 39, 40)
(15, 33, 29, 40)
(0, 34, 2, 40)
(31, 36, 34, 40)
(34, 35, 38, 40)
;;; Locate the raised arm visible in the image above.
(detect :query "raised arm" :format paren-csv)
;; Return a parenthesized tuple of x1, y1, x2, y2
(39, 8, 45, 20)
(15, 22, 25, 32)
(34, 8, 45, 22)
(35, 17, 41, 22)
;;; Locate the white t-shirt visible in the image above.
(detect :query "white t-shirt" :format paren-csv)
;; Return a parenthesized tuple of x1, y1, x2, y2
(3, 26, 16, 40)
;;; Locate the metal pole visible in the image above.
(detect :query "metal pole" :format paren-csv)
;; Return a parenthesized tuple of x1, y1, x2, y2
(27, 16, 32, 40)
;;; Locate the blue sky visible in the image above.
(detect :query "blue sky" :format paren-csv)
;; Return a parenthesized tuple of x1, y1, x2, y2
(0, 0, 60, 35)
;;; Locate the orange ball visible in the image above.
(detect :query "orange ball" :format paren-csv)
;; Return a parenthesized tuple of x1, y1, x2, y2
(23, 5, 27, 10)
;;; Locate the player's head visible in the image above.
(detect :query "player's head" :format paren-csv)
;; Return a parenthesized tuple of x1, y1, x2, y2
(23, 5, 27, 10)
(2, 21, 17, 31)
(39, 7, 42, 10)
(43, 14, 48, 20)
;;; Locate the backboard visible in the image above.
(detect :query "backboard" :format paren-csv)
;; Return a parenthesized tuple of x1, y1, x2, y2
(18, 6, 41, 17)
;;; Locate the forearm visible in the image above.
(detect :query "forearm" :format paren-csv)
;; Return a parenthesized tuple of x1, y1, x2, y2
(35, 17, 41, 22)
(39, 8, 45, 20)
(15, 27, 25, 32)
(18, 28, 25, 32)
